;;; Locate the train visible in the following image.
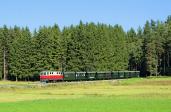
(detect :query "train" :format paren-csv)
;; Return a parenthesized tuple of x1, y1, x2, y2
(39, 71, 140, 82)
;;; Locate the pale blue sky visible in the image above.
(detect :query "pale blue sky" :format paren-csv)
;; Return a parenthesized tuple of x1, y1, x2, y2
(0, 0, 171, 31)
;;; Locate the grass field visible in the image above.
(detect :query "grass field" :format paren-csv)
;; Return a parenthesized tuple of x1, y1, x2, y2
(0, 77, 171, 112)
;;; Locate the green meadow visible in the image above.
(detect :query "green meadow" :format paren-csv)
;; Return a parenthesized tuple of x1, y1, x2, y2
(0, 77, 171, 112)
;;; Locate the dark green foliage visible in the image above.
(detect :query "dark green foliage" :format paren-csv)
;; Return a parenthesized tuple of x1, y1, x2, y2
(0, 16, 171, 80)
(127, 28, 143, 71)
(9, 27, 32, 81)
(32, 25, 62, 75)
(0, 28, 3, 79)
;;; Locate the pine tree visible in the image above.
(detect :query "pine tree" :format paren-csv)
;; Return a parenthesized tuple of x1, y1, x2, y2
(0, 28, 4, 79)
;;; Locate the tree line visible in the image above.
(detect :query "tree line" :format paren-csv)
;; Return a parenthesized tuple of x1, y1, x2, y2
(0, 16, 171, 81)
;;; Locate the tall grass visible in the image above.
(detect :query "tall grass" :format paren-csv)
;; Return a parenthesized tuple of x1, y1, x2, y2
(0, 77, 171, 112)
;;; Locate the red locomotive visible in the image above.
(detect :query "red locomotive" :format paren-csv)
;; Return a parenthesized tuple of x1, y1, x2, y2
(40, 71, 64, 82)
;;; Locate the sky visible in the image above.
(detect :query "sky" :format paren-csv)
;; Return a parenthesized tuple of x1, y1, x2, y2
(0, 0, 171, 31)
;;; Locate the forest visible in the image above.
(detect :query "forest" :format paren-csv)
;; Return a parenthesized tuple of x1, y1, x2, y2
(0, 16, 171, 81)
